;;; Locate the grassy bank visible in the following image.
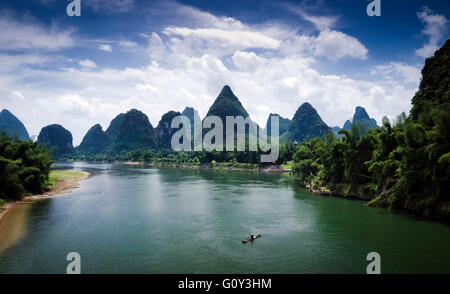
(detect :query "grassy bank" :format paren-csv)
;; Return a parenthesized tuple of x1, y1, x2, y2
(46, 170, 89, 190)
(1, 170, 90, 224)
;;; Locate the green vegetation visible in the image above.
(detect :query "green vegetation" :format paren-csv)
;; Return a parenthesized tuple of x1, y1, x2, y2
(38, 124, 74, 159)
(0, 132, 53, 200)
(0, 198, 6, 206)
(205, 85, 250, 121)
(291, 40, 450, 220)
(80, 109, 158, 154)
(286, 102, 330, 142)
(156, 110, 182, 149)
(266, 113, 291, 137)
(46, 170, 87, 189)
(282, 161, 293, 170)
(78, 124, 109, 155)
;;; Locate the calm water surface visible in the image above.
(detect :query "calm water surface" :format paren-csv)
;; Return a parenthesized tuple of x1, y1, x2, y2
(0, 162, 449, 274)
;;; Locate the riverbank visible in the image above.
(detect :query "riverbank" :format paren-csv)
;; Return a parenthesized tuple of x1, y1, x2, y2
(121, 161, 290, 172)
(0, 170, 90, 224)
(297, 180, 376, 201)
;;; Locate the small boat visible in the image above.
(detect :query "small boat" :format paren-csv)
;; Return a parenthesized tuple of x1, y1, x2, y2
(242, 234, 261, 243)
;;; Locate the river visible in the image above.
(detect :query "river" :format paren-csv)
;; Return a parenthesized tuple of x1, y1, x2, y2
(0, 162, 449, 274)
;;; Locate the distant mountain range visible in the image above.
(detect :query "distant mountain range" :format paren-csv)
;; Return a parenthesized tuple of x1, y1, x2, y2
(79, 109, 158, 155)
(1, 85, 380, 159)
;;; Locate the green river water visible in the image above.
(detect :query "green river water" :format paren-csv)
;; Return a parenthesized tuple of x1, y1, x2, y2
(0, 162, 449, 274)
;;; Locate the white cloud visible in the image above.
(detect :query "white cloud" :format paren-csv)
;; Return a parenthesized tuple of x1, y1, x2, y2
(0, 50, 416, 145)
(283, 4, 339, 30)
(312, 30, 368, 60)
(119, 41, 138, 48)
(231, 51, 265, 72)
(0, 15, 75, 51)
(136, 83, 159, 93)
(415, 7, 448, 58)
(162, 26, 281, 57)
(281, 30, 368, 60)
(11, 91, 26, 101)
(0, 2, 419, 146)
(78, 59, 97, 68)
(163, 27, 281, 50)
(372, 62, 421, 84)
(99, 44, 113, 52)
(144, 1, 365, 62)
(0, 54, 48, 70)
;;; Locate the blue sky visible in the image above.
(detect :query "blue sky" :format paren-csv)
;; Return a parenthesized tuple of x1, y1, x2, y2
(0, 0, 449, 145)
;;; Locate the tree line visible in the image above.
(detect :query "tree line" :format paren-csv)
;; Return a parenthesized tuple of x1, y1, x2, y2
(291, 106, 450, 219)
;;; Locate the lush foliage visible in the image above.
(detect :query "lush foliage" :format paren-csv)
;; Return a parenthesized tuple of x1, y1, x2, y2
(0, 132, 53, 200)
(38, 124, 74, 159)
(156, 111, 182, 149)
(205, 85, 249, 121)
(287, 102, 330, 143)
(266, 113, 291, 137)
(292, 109, 450, 219)
(85, 109, 158, 154)
(291, 39, 450, 219)
(78, 124, 109, 155)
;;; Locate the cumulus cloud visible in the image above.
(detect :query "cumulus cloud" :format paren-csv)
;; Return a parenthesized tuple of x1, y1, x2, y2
(146, 1, 364, 61)
(0, 49, 416, 145)
(99, 44, 113, 52)
(231, 51, 266, 72)
(372, 62, 421, 84)
(0, 2, 419, 146)
(163, 27, 281, 50)
(281, 30, 368, 60)
(415, 7, 448, 58)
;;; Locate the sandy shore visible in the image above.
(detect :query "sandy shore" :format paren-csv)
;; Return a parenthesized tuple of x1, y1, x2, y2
(0, 203, 32, 254)
(0, 170, 90, 224)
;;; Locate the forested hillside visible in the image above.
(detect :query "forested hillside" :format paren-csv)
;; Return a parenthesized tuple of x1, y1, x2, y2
(291, 39, 450, 220)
